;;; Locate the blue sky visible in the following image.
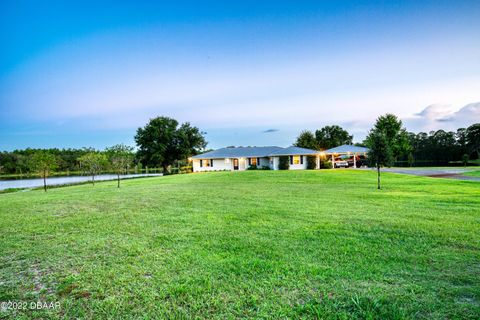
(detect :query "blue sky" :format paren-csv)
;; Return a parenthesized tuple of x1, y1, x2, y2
(1, 0, 479, 151)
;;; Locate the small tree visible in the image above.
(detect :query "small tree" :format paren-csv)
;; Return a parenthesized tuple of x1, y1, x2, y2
(462, 154, 469, 167)
(367, 114, 411, 160)
(278, 156, 290, 170)
(78, 152, 107, 186)
(407, 153, 414, 167)
(30, 151, 58, 192)
(367, 131, 394, 190)
(106, 144, 134, 188)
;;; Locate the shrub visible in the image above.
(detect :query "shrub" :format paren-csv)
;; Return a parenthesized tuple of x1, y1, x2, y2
(260, 165, 271, 170)
(306, 156, 317, 169)
(180, 165, 192, 173)
(247, 165, 258, 170)
(278, 156, 290, 170)
(321, 160, 332, 169)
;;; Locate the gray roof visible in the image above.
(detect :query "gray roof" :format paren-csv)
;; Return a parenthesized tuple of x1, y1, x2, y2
(192, 146, 319, 159)
(268, 146, 320, 156)
(324, 144, 369, 154)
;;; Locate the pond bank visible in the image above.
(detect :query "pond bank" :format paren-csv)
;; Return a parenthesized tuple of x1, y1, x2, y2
(0, 174, 162, 191)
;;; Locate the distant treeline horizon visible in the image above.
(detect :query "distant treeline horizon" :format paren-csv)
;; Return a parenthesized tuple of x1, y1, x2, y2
(293, 122, 479, 167)
(0, 148, 138, 175)
(1, 122, 479, 175)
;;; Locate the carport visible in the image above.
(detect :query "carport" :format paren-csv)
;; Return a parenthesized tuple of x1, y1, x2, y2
(324, 144, 369, 168)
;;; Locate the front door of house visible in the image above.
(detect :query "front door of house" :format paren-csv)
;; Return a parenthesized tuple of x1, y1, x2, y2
(233, 158, 239, 170)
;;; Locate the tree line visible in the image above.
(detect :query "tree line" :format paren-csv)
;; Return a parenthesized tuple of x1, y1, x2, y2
(294, 121, 480, 167)
(402, 127, 480, 166)
(294, 116, 479, 189)
(0, 116, 207, 191)
(1, 114, 478, 191)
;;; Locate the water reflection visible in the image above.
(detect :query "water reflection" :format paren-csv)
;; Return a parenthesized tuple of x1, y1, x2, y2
(0, 174, 162, 190)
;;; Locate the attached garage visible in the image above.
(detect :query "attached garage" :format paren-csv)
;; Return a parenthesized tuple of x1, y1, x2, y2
(324, 144, 369, 168)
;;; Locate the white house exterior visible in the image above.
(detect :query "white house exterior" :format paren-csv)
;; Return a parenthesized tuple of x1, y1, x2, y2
(191, 146, 320, 172)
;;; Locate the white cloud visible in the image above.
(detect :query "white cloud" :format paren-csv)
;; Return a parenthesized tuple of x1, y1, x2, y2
(439, 102, 480, 123)
(416, 104, 454, 121)
(403, 102, 480, 133)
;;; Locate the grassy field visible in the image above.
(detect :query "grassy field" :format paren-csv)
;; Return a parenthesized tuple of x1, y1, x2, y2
(0, 170, 479, 319)
(463, 170, 480, 177)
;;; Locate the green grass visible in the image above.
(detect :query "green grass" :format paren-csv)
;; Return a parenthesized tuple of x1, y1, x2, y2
(0, 170, 479, 319)
(463, 170, 480, 177)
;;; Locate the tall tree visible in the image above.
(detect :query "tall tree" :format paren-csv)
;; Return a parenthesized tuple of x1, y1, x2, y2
(176, 122, 208, 160)
(456, 128, 468, 154)
(294, 130, 318, 150)
(30, 151, 58, 192)
(106, 144, 134, 188)
(135, 117, 206, 172)
(315, 125, 353, 149)
(78, 152, 107, 186)
(368, 114, 410, 159)
(466, 123, 480, 159)
(366, 131, 394, 189)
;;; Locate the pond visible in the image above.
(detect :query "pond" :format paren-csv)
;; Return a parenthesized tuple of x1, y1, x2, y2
(0, 174, 162, 191)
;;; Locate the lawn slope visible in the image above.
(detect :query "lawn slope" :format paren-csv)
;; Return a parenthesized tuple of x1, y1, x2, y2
(464, 170, 480, 177)
(0, 170, 479, 319)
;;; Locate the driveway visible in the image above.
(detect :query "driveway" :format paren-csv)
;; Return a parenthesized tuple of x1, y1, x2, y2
(362, 167, 480, 181)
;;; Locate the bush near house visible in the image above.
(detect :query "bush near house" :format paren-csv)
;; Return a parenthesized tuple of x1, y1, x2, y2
(180, 166, 193, 173)
(278, 156, 290, 170)
(306, 155, 317, 169)
(321, 159, 333, 169)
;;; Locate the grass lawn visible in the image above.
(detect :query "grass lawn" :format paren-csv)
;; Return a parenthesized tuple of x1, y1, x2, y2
(0, 170, 479, 319)
(463, 170, 480, 177)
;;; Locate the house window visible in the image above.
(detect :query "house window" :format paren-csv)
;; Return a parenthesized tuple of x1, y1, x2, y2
(293, 155, 301, 165)
(249, 157, 258, 166)
(200, 159, 213, 167)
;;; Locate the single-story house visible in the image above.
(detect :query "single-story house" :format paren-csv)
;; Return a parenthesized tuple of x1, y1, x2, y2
(191, 146, 320, 172)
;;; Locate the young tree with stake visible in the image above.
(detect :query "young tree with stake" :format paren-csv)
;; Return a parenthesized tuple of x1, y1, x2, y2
(367, 131, 394, 189)
(366, 114, 410, 189)
(30, 151, 58, 192)
(78, 152, 107, 186)
(106, 144, 134, 188)
(367, 114, 411, 160)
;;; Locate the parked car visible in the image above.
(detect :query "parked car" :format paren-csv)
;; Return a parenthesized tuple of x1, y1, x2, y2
(334, 158, 349, 168)
(347, 155, 367, 167)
